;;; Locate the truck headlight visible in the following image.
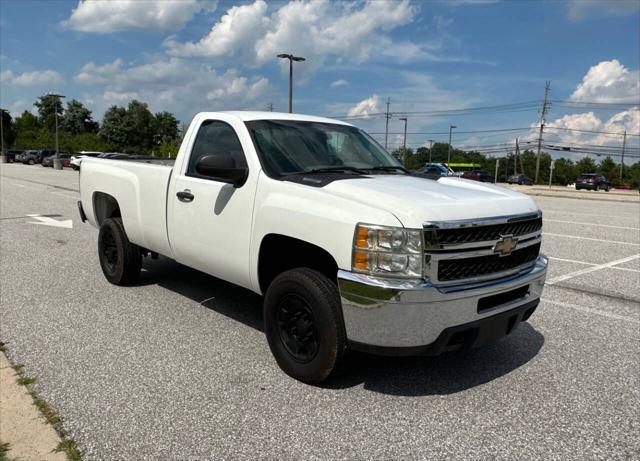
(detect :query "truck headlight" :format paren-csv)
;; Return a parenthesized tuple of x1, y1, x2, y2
(352, 224, 424, 278)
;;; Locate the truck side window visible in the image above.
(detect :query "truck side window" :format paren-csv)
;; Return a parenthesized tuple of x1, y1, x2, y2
(187, 120, 248, 178)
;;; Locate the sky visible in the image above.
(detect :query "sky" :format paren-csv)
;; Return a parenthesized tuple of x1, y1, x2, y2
(0, 0, 639, 158)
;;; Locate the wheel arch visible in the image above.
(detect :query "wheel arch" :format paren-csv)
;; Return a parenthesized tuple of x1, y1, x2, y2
(92, 191, 121, 226)
(257, 234, 339, 295)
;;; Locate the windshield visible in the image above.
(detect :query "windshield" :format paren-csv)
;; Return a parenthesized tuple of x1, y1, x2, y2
(246, 120, 402, 177)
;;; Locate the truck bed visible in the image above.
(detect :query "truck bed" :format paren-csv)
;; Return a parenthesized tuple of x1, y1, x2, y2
(79, 158, 175, 258)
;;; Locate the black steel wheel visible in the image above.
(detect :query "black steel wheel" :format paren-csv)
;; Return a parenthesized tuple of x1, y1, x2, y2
(98, 217, 141, 285)
(276, 294, 319, 363)
(264, 268, 346, 384)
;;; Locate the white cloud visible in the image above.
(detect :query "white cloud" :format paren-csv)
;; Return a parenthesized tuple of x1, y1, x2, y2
(165, 0, 268, 59)
(347, 95, 380, 117)
(330, 79, 349, 88)
(566, 0, 639, 21)
(0, 69, 64, 86)
(570, 60, 640, 103)
(63, 0, 217, 33)
(167, 0, 416, 77)
(75, 57, 270, 120)
(75, 58, 123, 84)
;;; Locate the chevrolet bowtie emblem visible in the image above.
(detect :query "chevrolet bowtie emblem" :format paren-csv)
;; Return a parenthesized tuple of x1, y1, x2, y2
(493, 235, 518, 257)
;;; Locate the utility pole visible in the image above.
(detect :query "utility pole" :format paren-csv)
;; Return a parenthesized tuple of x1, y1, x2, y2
(266, 102, 274, 112)
(0, 108, 5, 163)
(277, 53, 305, 113)
(447, 125, 457, 167)
(384, 97, 391, 150)
(534, 81, 551, 184)
(620, 130, 627, 179)
(549, 160, 555, 188)
(428, 139, 434, 165)
(514, 138, 518, 175)
(398, 117, 408, 166)
(495, 158, 499, 183)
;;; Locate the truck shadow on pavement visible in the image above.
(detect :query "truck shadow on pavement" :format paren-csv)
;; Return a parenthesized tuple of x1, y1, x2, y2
(137, 257, 545, 397)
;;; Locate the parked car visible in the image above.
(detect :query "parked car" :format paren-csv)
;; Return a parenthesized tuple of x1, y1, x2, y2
(575, 173, 610, 191)
(79, 111, 547, 384)
(462, 170, 493, 182)
(42, 152, 72, 167)
(508, 174, 533, 185)
(70, 151, 103, 170)
(4, 149, 23, 163)
(413, 163, 449, 180)
(37, 149, 57, 163)
(21, 150, 42, 164)
(98, 153, 130, 159)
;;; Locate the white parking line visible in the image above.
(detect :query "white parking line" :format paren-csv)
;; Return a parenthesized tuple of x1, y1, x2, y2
(542, 299, 640, 324)
(546, 254, 640, 285)
(545, 219, 640, 231)
(544, 232, 640, 246)
(548, 256, 640, 273)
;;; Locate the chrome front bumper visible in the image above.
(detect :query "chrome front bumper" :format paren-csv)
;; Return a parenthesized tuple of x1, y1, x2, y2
(338, 255, 547, 351)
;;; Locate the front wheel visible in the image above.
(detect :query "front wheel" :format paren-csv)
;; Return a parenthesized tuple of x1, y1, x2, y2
(28, 159, 35, 165)
(98, 217, 141, 285)
(264, 268, 346, 384)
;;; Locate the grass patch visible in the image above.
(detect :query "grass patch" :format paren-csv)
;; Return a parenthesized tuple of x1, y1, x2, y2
(11, 364, 24, 373)
(1, 345, 83, 460)
(32, 395, 62, 427)
(17, 376, 36, 386)
(0, 441, 10, 461)
(55, 438, 81, 461)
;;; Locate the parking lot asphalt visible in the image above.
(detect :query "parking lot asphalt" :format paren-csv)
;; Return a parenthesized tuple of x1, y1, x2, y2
(1, 163, 639, 460)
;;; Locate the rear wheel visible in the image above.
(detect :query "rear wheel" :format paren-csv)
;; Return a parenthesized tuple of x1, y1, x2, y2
(98, 217, 141, 285)
(28, 159, 34, 165)
(264, 268, 346, 384)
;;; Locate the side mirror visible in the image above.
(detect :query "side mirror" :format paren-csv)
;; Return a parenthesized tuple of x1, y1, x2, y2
(195, 154, 248, 187)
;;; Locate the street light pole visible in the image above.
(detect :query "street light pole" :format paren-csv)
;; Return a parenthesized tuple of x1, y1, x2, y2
(447, 125, 457, 168)
(49, 93, 65, 170)
(277, 54, 305, 113)
(428, 139, 434, 165)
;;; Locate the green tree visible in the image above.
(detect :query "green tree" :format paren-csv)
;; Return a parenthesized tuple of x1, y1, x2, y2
(575, 157, 597, 174)
(61, 99, 98, 135)
(34, 94, 64, 130)
(153, 111, 180, 145)
(551, 158, 576, 185)
(123, 100, 155, 150)
(1, 110, 16, 149)
(99, 105, 128, 147)
(597, 156, 617, 180)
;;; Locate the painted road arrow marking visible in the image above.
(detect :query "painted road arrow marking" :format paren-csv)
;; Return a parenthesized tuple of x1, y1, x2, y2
(26, 214, 73, 229)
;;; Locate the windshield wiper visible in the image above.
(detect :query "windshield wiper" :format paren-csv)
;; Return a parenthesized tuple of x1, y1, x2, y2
(367, 166, 410, 174)
(301, 166, 368, 175)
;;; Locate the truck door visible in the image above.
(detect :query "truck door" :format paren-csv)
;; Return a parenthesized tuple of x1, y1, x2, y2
(167, 119, 256, 290)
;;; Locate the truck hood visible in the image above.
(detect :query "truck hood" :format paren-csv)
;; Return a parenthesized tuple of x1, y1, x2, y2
(323, 175, 539, 228)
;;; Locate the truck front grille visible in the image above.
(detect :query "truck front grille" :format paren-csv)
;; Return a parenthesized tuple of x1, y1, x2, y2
(431, 216, 542, 246)
(423, 212, 542, 286)
(438, 243, 540, 282)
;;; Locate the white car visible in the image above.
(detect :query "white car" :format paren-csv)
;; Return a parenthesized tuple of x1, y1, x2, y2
(78, 111, 547, 384)
(70, 151, 103, 170)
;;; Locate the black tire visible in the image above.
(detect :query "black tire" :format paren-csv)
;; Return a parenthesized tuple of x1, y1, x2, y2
(28, 159, 34, 165)
(264, 268, 346, 384)
(98, 217, 141, 285)
(594, 185, 599, 191)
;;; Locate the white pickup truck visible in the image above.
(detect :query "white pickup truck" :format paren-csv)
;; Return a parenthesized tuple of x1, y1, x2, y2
(79, 111, 547, 384)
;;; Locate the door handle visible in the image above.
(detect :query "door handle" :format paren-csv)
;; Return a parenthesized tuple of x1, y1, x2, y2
(176, 190, 194, 203)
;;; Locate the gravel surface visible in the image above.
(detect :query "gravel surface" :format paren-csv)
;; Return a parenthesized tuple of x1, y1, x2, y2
(1, 163, 639, 460)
